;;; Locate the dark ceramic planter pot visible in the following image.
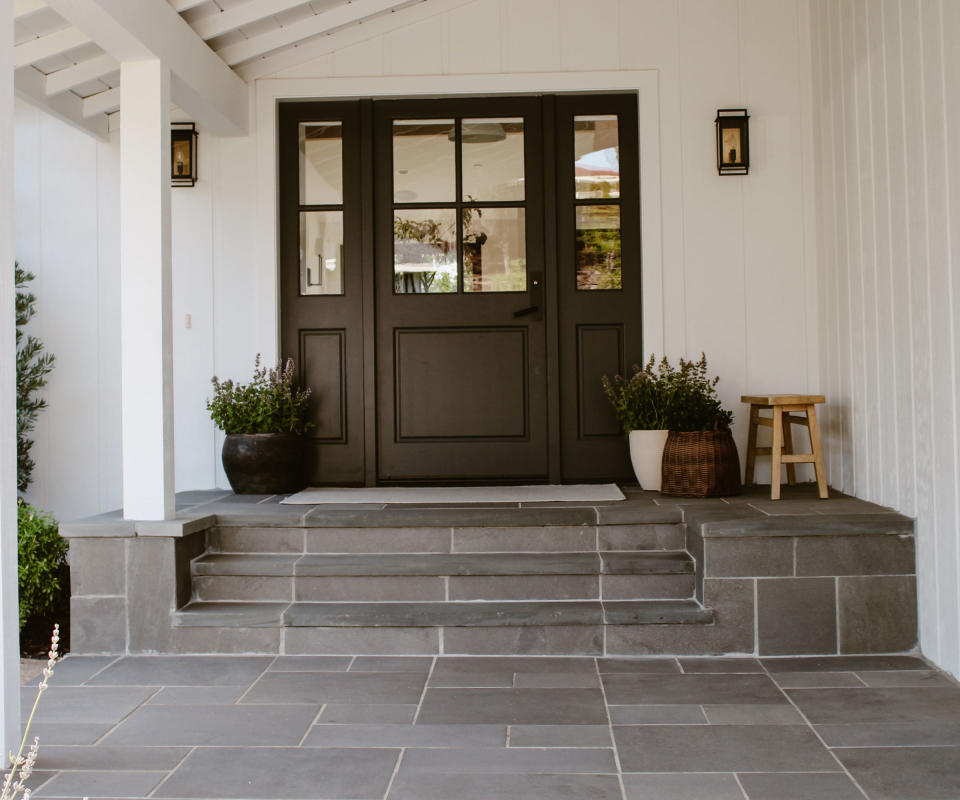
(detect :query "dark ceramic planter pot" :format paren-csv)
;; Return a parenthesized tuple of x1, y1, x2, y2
(221, 433, 309, 495)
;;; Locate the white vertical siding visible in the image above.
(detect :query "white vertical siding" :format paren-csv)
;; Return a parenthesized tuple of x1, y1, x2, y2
(810, 0, 960, 679)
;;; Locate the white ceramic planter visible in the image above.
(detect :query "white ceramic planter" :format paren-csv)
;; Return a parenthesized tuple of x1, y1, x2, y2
(628, 429, 670, 491)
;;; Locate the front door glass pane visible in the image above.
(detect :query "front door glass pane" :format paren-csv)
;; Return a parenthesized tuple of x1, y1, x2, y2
(461, 118, 525, 202)
(575, 205, 621, 290)
(299, 122, 343, 205)
(393, 119, 456, 203)
(300, 211, 344, 295)
(463, 206, 527, 293)
(574, 115, 620, 199)
(394, 208, 457, 293)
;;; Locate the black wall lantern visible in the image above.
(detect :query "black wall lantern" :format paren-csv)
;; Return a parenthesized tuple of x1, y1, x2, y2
(715, 109, 749, 175)
(171, 122, 198, 187)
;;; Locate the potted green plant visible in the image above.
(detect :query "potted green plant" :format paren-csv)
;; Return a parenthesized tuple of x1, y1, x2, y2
(207, 355, 313, 494)
(659, 354, 740, 497)
(602, 356, 672, 491)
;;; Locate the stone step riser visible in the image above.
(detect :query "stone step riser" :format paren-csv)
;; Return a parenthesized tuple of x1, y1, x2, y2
(209, 524, 685, 555)
(192, 573, 697, 603)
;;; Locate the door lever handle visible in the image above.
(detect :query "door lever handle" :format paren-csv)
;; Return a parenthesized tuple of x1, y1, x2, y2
(513, 305, 540, 318)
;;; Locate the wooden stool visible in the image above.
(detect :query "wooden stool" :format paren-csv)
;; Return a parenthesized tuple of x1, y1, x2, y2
(741, 394, 828, 500)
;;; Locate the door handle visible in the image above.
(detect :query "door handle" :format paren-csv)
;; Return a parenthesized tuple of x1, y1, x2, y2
(514, 272, 543, 320)
(513, 305, 540, 317)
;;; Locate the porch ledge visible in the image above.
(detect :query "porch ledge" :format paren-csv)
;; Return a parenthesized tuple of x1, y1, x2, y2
(61, 512, 218, 539)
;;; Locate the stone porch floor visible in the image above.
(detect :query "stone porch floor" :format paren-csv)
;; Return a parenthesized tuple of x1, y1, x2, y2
(19, 652, 960, 800)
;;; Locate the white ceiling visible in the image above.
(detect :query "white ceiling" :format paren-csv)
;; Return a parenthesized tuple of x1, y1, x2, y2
(12, 0, 424, 134)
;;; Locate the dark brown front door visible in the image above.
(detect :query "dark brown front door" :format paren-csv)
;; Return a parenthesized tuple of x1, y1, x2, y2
(373, 97, 549, 482)
(279, 93, 641, 485)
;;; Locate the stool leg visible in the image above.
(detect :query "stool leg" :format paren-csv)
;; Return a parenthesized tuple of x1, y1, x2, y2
(782, 416, 797, 486)
(770, 406, 784, 500)
(744, 405, 759, 487)
(806, 404, 829, 499)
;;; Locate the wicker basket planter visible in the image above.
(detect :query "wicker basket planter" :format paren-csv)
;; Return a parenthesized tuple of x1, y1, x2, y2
(660, 429, 742, 498)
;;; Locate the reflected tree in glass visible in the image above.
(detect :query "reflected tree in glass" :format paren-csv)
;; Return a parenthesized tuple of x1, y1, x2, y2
(393, 209, 457, 293)
(575, 205, 622, 290)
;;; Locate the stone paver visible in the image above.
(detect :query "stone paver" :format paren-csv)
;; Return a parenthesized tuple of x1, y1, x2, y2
(18, 653, 960, 799)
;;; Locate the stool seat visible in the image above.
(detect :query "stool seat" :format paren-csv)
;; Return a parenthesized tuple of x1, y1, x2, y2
(741, 394, 825, 406)
(741, 394, 828, 500)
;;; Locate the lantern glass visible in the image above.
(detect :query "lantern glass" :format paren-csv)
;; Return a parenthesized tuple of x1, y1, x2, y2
(715, 109, 749, 175)
(171, 123, 198, 187)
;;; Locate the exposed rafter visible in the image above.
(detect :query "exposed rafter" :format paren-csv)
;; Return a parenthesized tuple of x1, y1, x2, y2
(235, 0, 459, 81)
(81, 85, 119, 116)
(45, 51, 118, 95)
(14, 27, 89, 68)
(44, 0, 248, 135)
(167, 0, 206, 11)
(217, 0, 415, 66)
(191, 0, 308, 41)
(14, 62, 108, 139)
(14, 0, 46, 19)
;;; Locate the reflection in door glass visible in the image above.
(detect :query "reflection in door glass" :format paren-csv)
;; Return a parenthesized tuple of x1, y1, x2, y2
(462, 207, 527, 293)
(574, 115, 620, 199)
(299, 122, 343, 205)
(300, 211, 344, 295)
(575, 205, 621, 290)
(393, 208, 457, 293)
(393, 120, 456, 203)
(461, 118, 525, 202)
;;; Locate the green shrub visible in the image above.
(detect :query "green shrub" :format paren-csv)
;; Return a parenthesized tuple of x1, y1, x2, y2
(601, 355, 673, 431)
(207, 355, 313, 435)
(16, 264, 55, 493)
(603, 353, 733, 433)
(17, 500, 67, 630)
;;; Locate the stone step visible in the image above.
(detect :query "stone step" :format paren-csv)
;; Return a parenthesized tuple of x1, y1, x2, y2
(191, 551, 697, 603)
(193, 551, 694, 577)
(207, 499, 682, 530)
(170, 596, 710, 656)
(209, 522, 685, 555)
(173, 599, 713, 629)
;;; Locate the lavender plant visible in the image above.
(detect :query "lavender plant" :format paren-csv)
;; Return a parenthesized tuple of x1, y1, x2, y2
(207, 355, 313, 435)
(603, 353, 733, 433)
(2, 625, 59, 800)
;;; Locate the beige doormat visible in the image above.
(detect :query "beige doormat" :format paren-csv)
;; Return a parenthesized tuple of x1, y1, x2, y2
(280, 484, 625, 504)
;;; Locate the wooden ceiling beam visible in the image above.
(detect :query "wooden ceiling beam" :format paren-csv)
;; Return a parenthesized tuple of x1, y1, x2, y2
(45, 51, 118, 95)
(45, 0, 248, 135)
(217, 0, 416, 66)
(14, 64, 109, 139)
(190, 0, 309, 40)
(14, 26, 89, 68)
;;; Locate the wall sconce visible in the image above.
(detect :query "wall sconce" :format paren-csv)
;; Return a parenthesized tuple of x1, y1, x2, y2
(715, 109, 749, 175)
(171, 122, 198, 187)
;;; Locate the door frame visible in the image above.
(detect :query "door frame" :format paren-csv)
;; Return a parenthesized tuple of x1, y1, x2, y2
(255, 72, 664, 486)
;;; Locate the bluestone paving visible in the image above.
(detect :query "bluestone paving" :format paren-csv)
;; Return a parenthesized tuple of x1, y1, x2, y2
(835, 746, 960, 799)
(22, 652, 960, 800)
(302, 722, 506, 747)
(158, 747, 399, 799)
(622, 773, 745, 800)
(601, 672, 788, 705)
(240, 670, 428, 704)
(35, 769, 167, 798)
(614, 724, 838, 772)
(737, 772, 865, 799)
(101, 704, 319, 745)
(386, 773, 624, 800)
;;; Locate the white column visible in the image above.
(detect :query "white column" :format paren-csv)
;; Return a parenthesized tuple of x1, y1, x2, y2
(1, 0, 23, 755)
(120, 60, 175, 520)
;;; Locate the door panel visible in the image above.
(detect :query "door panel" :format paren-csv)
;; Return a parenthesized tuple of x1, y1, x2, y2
(374, 97, 549, 483)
